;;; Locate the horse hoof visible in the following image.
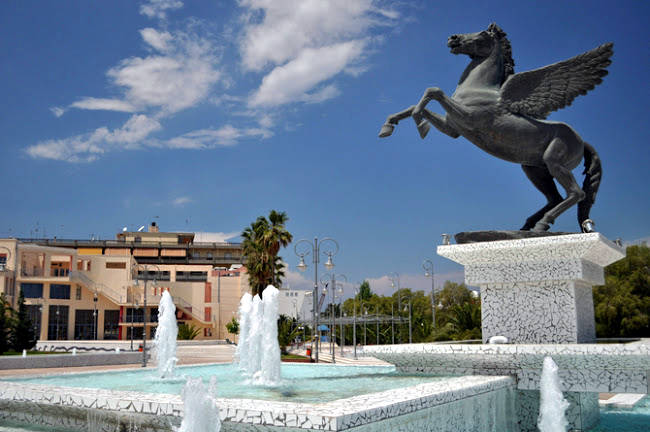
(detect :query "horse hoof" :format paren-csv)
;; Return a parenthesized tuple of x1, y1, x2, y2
(379, 123, 394, 138)
(532, 222, 550, 232)
(417, 120, 431, 139)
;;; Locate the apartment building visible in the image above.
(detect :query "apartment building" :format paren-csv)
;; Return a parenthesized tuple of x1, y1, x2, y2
(277, 289, 312, 321)
(0, 223, 249, 342)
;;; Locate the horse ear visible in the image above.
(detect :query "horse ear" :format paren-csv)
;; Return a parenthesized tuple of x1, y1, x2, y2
(488, 23, 504, 37)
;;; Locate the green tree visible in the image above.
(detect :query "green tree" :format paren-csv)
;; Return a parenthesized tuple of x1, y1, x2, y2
(11, 290, 36, 352)
(358, 280, 372, 301)
(593, 244, 650, 338)
(242, 210, 293, 295)
(177, 323, 200, 340)
(277, 314, 300, 354)
(0, 294, 12, 354)
(225, 317, 239, 337)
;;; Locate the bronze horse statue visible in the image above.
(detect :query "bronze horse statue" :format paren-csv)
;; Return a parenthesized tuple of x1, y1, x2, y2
(379, 23, 613, 232)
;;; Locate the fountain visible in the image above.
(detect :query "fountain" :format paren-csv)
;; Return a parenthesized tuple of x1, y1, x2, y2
(178, 376, 220, 432)
(72, 348, 77, 356)
(538, 356, 569, 432)
(234, 292, 252, 371)
(155, 290, 178, 379)
(21, 350, 26, 358)
(255, 285, 281, 385)
(235, 286, 282, 385)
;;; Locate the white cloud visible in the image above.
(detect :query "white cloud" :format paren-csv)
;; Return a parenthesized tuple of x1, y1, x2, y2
(240, 0, 397, 107)
(239, 0, 396, 71)
(26, 114, 161, 162)
(70, 97, 136, 113)
(172, 196, 192, 207)
(249, 41, 365, 107)
(193, 231, 241, 242)
(107, 31, 221, 116)
(50, 106, 65, 117)
(140, 28, 173, 52)
(365, 272, 466, 297)
(58, 27, 221, 117)
(140, 0, 183, 20)
(162, 125, 272, 149)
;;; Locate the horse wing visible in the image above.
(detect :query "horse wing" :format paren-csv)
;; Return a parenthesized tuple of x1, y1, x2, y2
(499, 43, 613, 119)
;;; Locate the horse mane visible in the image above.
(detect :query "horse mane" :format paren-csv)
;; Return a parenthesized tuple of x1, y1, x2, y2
(487, 23, 515, 83)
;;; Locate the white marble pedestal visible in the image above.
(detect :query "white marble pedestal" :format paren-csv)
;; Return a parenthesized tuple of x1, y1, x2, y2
(438, 233, 625, 344)
(437, 232, 626, 431)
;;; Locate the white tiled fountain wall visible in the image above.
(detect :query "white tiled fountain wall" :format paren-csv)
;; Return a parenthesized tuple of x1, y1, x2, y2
(437, 233, 625, 344)
(435, 233, 627, 430)
(0, 375, 517, 431)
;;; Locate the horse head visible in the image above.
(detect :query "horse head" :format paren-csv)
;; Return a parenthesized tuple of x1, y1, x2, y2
(448, 23, 514, 81)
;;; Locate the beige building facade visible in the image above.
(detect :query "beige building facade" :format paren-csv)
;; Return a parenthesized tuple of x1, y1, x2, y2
(0, 224, 249, 342)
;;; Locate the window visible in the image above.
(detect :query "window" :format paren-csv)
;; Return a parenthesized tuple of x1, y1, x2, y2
(176, 271, 207, 282)
(21, 283, 43, 298)
(125, 308, 144, 323)
(224, 252, 232, 259)
(47, 305, 69, 340)
(26, 305, 42, 338)
(137, 270, 170, 281)
(0, 254, 6, 271)
(103, 310, 120, 340)
(74, 309, 97, 340)
(149, 307, 159, 323)
(126, 326, 143, 340)
(75, 286, 82, 300)
(106, 262, 126, 269)
(50, 284, 71, 300)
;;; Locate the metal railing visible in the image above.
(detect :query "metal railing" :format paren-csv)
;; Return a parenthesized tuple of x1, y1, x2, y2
(70, 271, 127, 304)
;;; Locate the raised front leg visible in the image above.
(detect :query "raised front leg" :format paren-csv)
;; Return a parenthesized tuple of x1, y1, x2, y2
(412, 87, 471, 126)
(379, 104, 460, 139)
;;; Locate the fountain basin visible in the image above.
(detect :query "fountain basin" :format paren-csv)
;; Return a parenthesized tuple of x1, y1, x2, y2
(363, 342, 650, 393)
(0, 364, 516, 431)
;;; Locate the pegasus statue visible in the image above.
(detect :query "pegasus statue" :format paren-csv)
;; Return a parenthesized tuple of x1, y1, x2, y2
(379, 23, 613, 233)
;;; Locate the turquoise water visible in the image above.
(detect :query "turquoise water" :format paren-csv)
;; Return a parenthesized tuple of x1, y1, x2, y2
(5, 363, 448, 403)
(592, 396, 650, 432)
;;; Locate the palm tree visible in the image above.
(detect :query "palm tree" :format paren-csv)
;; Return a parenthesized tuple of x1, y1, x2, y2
(242, 211, 293, 295)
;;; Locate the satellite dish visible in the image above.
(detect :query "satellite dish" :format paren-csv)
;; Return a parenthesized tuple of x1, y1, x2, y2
(122, 227, 128, 232)
(137, 226, 145, 232)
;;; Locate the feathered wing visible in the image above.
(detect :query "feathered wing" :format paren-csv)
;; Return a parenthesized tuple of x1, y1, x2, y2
(499, 43, 613, 119)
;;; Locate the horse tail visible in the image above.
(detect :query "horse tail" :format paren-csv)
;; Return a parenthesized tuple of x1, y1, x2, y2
(578, 142, 602, 226)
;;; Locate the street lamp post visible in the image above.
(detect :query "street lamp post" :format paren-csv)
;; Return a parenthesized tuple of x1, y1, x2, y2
(353, 285, 358, 359)
(376, 304, 380, 345)
(321, 273, 346, 364)
(423, 259, 436, 329)
(389, 273, 401, 342)
(294, 237, 339, 364)
(93, 290, 98, 340)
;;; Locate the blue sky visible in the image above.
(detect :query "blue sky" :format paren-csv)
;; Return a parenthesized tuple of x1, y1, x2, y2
(1, 0, 648, 295)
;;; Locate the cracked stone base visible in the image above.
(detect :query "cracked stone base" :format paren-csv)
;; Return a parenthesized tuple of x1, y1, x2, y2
(480, 280, 596, 343)
(438, 233, 625, 344)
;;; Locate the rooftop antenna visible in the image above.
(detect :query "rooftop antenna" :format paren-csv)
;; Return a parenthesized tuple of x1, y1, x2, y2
(137, 226, 145, 232)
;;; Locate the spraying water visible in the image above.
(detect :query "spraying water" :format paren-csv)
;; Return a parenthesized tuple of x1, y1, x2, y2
(72, 348, 77, 356)
(234, 293, 253, 371)
(21, 349, 26, 358)
(178, 376, 220, 432)
(235, 286, 282, 385)
(538, 356, 569, 432)
(154, 290, 178, 379)
(246, 295, 263, 377)
(255, 285, 281, 385)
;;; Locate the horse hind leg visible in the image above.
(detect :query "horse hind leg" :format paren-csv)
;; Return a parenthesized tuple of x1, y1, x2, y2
(533, 138, 586, 232)
(520, 165, 563, 230)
